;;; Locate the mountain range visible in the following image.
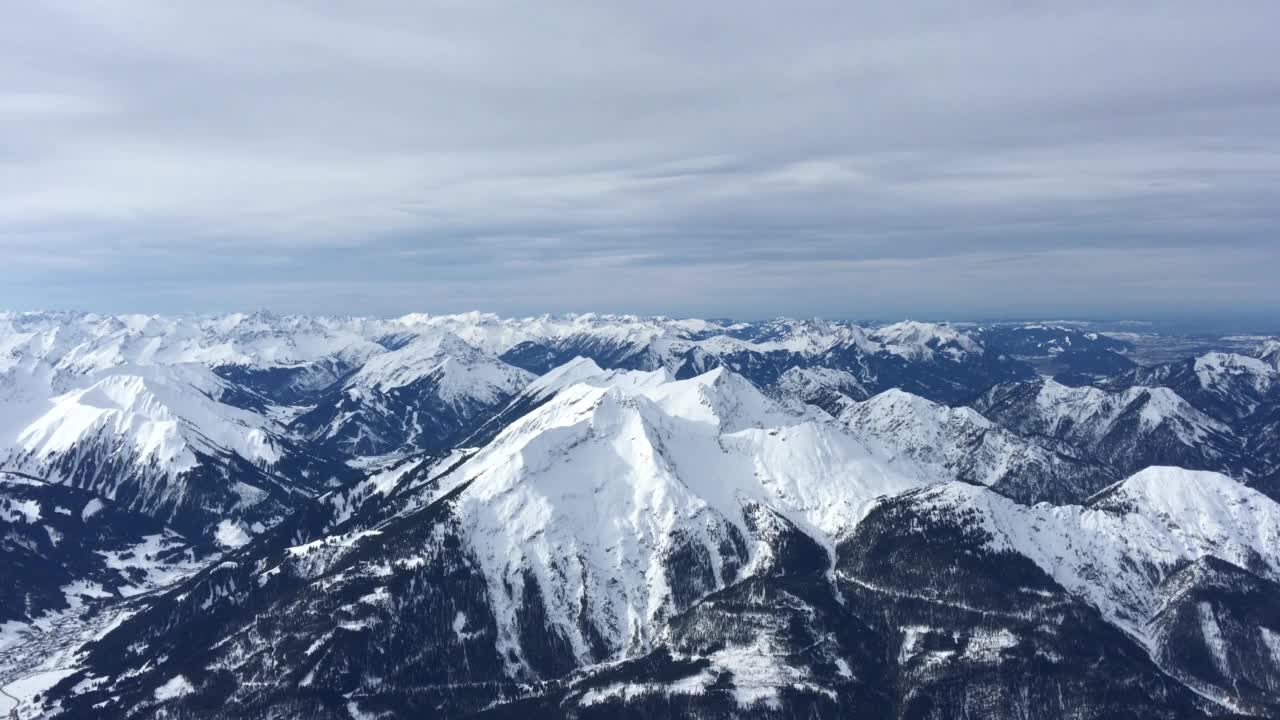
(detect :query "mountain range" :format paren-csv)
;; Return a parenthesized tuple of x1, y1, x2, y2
(1, 310, 1278, 719)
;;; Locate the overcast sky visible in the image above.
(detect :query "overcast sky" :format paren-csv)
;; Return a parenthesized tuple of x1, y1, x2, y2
(3, 1, 1278, 321)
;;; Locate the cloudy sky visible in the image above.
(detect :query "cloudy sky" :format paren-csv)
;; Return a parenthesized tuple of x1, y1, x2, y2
(3, 1, 1278, 321)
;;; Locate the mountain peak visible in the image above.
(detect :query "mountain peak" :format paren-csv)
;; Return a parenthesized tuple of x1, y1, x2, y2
(15, 367, 280, 474)
(871, 320, 983, 361)
(1194, 351, 1276, 393)
(437, 363, 924, 670)
(349, 332, 532, 403)
(1094, 465, 1268, 517)
(522, 356, 607, 397)
(1257, 338, 1280, 368)
(645, 366, 805, 433)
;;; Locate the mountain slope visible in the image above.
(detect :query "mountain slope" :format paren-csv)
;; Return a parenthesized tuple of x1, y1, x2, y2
(1103, 350, 1279, 423)
(771, 366, 870, 416)
(41, 369, 1279, 719)
(977, 323, 1137, 384)
(838, 388, 1116, 504)
(0, 473, 206, 627)
(1147, 556, 1280, 716)
(0, 472, 209, 713)
(835, 478, 1213, 720)
(895, 468, 1280, 654)
(4, 312, 1041, 412)
(43, 367, 934, 718)
(1, 365, 352, 539)
(974, 378, 1246, 479)
(837, 467, 1280, 716)
(1099, 349, 1280, 495)
(291, 334, 533, 456)
(3, 312, 1279, 718)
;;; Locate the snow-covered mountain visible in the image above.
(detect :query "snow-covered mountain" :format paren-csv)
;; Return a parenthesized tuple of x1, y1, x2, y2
(39, 366, 935, 717)
(837, 388, 1115, 504)
(1, 311, 1278, 719)
(1091, 346, 1280, 499)
(0, 364, 354, 540)
(0, 311, 387, 377)
(30, 358, 1280, 719)
(771, 366, 870, 416)
(870, 320, 983, 362)
(815, 323, 1036, 404)
(835, 466, 1280, 719)
(1259, 338, 1280, 370)
(429, 367, 922, 665)
(861, 467, 1280, 716)
(974, 378, 1248, 481)
(291, 333, 533, 456)
(3, 311, 1043, 408)
(932, 467, 1278, 643)
(1104, 349, 1279, 422)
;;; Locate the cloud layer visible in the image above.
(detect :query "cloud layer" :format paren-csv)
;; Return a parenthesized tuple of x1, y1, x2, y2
(3, 1, 1278, 319)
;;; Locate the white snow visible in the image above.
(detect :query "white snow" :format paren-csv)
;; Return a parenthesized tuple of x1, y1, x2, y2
(579, 668, 716, 706)
(0, 356, 317, 546)
(1194, 352, 1276, 395)
(346, 332, 533, 403)
(1032, 379, 1227, 446)
(97, 533, 205, 594)
(711, 643, 809, 708)
(836, 387, 1088, 493)
(0, 472, 44, 488)
(153, 674, 194, 701)
(871, 321, 982, 361)
(1258, 339, 1280, 370)
(912, 467, 1280, 648)
(5, 498, 41, 523)
(0, 668, 78, 715)
(898, 626, 931, 664)
(578, 637, 831, 709)
(1260, 627, 1280, 666)
(451, 611, 481, 642)
(833, 657, 853, 678)
(7, 310, 1277, 711)
(323, 453, 448, 528)
(0, 311, 974, 402)
(14, 366, 283, 474)
(1196, 602, 1231, 677)
(962, 627, 1019, 662)
(774, 366, 867, 408)
(2, 362, 291, 524)
(60, 580, 114, 612)
(80, 498, 103, 520)
(518, 356, 609, 400)
(214, 519, 251, 549)
(430, 364, 926, 672)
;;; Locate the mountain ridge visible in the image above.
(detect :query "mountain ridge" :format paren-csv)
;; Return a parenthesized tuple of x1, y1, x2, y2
(0, 312, 1277, 719)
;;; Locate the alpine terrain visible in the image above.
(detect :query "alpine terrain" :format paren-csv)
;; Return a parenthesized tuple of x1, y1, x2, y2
(1, 311, 1278, 719)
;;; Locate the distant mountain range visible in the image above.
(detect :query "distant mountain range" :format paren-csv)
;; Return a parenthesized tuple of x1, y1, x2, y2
(1, 311, 1278, 719)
